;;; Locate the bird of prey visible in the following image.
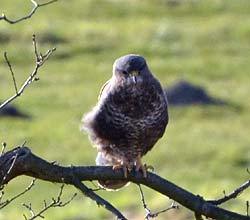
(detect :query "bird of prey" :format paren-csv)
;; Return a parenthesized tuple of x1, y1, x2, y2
(82, 54, 168, 189)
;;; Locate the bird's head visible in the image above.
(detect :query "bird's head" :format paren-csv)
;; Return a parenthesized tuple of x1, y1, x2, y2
(112, 54, 150, 85)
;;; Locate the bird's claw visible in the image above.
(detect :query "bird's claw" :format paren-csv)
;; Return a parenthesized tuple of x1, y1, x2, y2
(135, 155, 148, 178)
(112, 156, 154, 179)
(145, 164, 154, 172)
(112, 164, 130, 178)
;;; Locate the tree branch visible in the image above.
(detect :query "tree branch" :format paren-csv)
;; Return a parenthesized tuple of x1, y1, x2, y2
(209, 180, 250, 206)
(73, 177, 127, 220)
(0, 35, 56, 110)
(22, 184, 76, 220)
(4, 52, 18, 94)
(138, 184, 178, 219)
(0, 0, 58, 24)
(0, 146, 249, 220)
(0, 179, 36, 209)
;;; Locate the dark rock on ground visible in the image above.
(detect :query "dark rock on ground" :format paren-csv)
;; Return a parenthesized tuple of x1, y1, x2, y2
(0, 103, 30, 118)
(165, 80, 226, 106)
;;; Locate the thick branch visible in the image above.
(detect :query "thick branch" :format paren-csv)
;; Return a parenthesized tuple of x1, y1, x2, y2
(0, 0, 58, 24)
(0, 146, 249, 220)
(73, 177, 127, 220)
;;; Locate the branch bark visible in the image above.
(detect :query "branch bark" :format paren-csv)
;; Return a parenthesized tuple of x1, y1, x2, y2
(0, 0, 58, 24)
(72, 177, 127, 220)
(0, 146, 249, 220)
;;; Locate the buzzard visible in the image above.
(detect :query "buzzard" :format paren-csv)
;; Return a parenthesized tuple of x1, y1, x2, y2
(82, 54, 168, 189)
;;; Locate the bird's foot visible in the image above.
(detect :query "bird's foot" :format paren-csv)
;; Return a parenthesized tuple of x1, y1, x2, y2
(145, 164, 154, 172)
(135, 155, 148, 178)
(112, 162, 132, 178)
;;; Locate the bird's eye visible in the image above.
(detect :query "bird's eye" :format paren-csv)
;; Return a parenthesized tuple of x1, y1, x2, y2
(122, 70, 128, 75)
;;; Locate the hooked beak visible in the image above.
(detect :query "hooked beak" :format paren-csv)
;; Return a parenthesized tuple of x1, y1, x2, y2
(130, 71, 138, 84)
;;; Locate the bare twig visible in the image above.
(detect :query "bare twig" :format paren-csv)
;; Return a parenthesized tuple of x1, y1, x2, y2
(0, 150, 18, 187)
(0, 179, 36, 209)
(23, 184, 76, 220)
(89, 181, 104, 192)
(209, 180, 250, 205)
(0, 0, 58, 24)
(138, 184, 151, 218)
(1, 142, 7, 156)
(138, 184, 178, 219)
(72, 177, 127, 220)
(4, 52, 18, 94)
(146, 201, 178, 219)
(0, 35, 56, 110)
(247, 201, 249, 216)
(21, 141, 27, 148)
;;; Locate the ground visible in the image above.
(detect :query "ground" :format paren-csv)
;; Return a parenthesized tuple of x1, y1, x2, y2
(0, 0, 250, 219)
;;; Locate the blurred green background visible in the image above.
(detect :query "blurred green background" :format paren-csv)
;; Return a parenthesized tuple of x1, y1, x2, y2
(0, 0, 250, 219)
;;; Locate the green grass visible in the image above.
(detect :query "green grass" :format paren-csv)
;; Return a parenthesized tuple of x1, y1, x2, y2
(1, 0, 250, 219)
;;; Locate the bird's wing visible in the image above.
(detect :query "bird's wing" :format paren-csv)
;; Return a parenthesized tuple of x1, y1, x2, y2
(98, 79, 111, 100)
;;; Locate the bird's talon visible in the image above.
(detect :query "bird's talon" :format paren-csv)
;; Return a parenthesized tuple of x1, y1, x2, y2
(112, 164, 121, 170)
(135, 155, 148, 178)
(123, 166, 128, 178)
(145, 164, 154, 172)
(112, 164, 129, 178)
(142, 165, 147, 178)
